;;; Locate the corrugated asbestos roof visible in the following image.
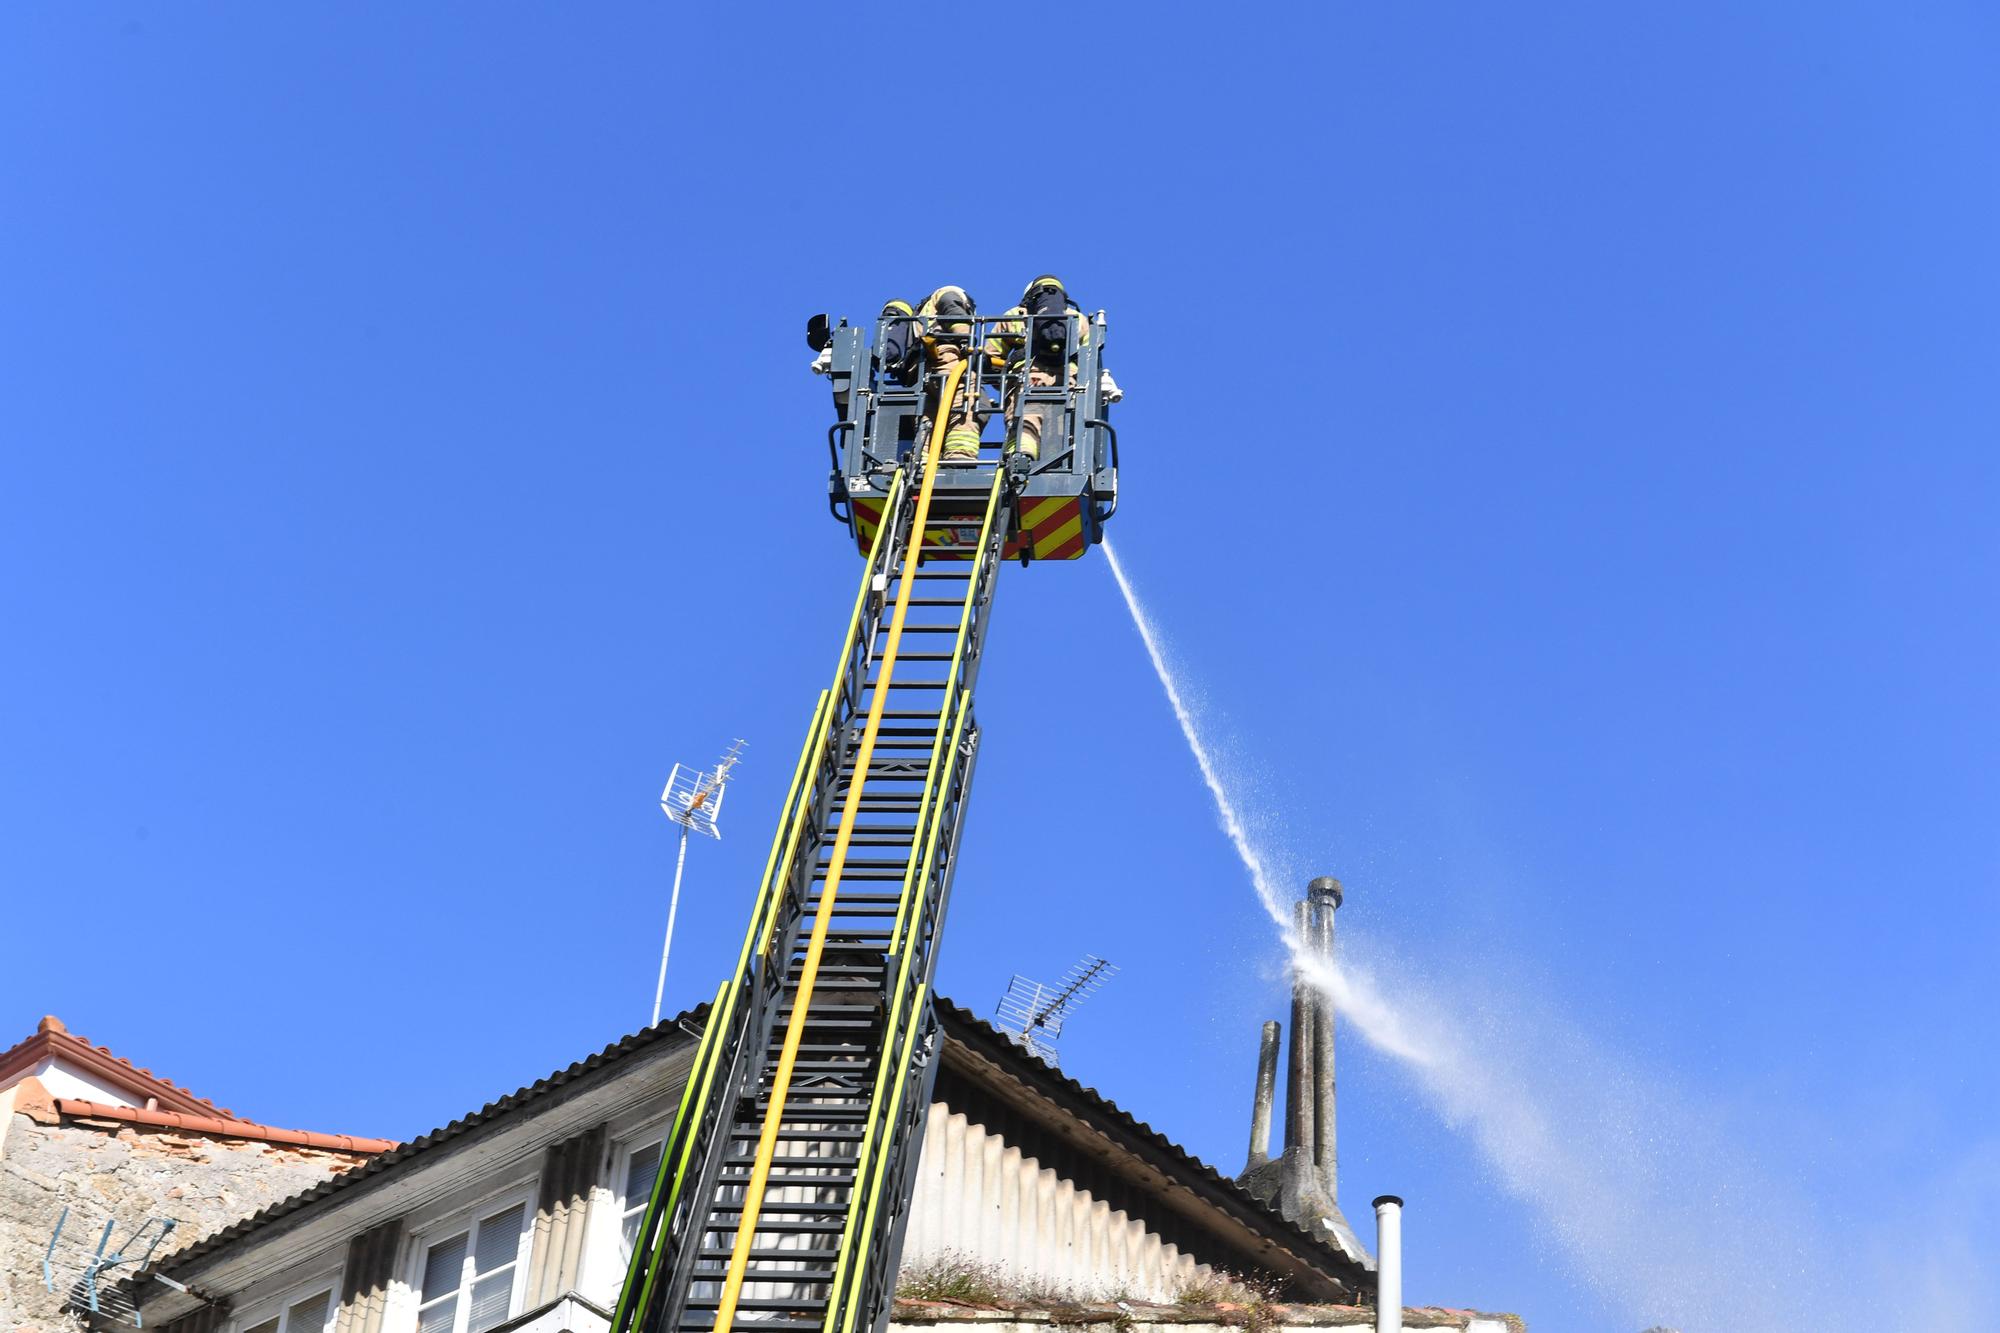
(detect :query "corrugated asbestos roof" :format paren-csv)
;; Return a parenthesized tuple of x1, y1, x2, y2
(156, 998, 1365, 1293)
(932, 999, 1367, 1290)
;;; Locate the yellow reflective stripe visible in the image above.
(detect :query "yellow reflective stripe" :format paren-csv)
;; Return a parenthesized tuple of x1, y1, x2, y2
(1033, 512, 1084, 558)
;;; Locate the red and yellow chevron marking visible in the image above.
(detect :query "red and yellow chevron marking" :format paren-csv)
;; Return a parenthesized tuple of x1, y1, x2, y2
(849, 494, 1089, 563)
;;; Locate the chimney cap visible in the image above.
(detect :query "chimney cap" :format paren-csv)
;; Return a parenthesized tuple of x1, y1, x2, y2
(1308, 877, 1344, 908)
(1372, 1194, 1404, 1210)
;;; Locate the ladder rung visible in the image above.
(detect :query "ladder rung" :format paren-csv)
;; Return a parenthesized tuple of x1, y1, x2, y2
(700, 1247, 841, 1261)
(683, 1296, 830, 1311)
(750, 1101, 872, 1118)
(728, 1144, 868, 1160)
(717, 1167, 856, 1184)
(692, 1264, 839, 1283)
(707, 1204, 852, 1219)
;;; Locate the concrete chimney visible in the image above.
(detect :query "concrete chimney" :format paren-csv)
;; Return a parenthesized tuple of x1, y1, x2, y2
(1285, 898, 1317, 1160)
(1235, 877, 1368, 1270)
(1372, 1196, 1403, 1333)
(1308, 876, 1341, 1193)
(1246, 1020, 1280, 1170)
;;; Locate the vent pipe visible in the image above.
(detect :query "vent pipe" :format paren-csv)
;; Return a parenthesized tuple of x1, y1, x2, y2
(1246, 1020, 1280, 1169)
(1373, 1195, 1403, 1333)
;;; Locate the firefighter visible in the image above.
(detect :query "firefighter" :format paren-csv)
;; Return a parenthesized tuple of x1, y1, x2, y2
(879, 286, 984, 463)
(985, 276, 1089, 484)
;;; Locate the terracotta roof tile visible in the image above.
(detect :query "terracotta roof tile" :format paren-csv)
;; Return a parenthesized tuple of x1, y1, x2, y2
(56, 1099, 396, 1154)
(0, 1015, 226, 1115)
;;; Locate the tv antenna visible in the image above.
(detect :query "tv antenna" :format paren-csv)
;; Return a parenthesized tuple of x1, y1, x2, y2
(42, 1201, 197, 1328)
(653, 739, 746, 1026)
(993, 955, 1118, 1065)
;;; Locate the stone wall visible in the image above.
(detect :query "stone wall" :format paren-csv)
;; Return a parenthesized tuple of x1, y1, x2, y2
(1, 1081, 374, 1333)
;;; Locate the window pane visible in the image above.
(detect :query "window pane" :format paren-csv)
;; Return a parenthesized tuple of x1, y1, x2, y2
(624, 1141, 663, 1206)
(246, 1320, 280, 1333)
(416, 1294, 458, 1333)
(466, 1273, 513, 1333)
(421, 1231, 469, 1303)
(284, 1291, 331, 1333)
(473, 1203, 524, 1275)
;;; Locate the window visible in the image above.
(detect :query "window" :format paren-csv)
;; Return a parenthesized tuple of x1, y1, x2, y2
(239, 1285, 336, 1333)
(617, 1138, 665, 1263)
(415, 1199, 530, 1333)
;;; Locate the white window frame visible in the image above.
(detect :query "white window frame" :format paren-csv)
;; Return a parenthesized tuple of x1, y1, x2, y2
(612, 1124, 671, 1261)
(403, 1185, 536, 1333)
(228, 1267, 343, 1333)
(578, 1113, 673, 1305)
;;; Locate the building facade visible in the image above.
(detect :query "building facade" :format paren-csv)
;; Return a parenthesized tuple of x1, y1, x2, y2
(4, 1005, 1519, 1333)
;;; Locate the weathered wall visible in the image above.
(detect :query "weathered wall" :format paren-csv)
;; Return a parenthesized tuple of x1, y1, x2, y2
(1, 1081, 372, 1333)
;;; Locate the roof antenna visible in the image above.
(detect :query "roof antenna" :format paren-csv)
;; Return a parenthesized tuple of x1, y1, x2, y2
(992, 955, 1118, 1065)
(42, 1200, 203, 1328)
(653, 739, 746, 1026)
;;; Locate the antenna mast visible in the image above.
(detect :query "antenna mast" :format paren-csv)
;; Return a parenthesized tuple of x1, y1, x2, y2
(993, 955, 1118, 1065)
(653, 739, 745, 1026)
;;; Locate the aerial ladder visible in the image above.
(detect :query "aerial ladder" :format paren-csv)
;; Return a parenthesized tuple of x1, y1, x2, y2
(610, 301, 1119, 1333)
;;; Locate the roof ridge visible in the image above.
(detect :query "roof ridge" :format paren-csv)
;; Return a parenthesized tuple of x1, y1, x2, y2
(2, 1015, 228, 1115)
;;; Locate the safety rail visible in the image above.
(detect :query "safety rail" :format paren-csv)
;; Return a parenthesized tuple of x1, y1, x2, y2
(823, 308, 1115, 566)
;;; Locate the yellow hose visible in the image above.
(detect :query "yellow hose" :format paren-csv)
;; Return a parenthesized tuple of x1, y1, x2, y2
(709, 357, 971, 1333)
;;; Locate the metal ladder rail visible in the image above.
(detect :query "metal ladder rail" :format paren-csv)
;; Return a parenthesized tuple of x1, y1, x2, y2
(611, 462, 913, 1333)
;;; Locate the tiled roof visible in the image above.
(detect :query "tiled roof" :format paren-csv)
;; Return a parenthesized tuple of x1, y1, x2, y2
(0, 1015, 229, 1117)
(55, 1099, 397, 1154)
(156, 1000, 1366, 1295)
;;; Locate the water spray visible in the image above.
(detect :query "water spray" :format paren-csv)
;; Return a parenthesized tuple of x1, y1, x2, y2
(1101, 538, 1860, 1332)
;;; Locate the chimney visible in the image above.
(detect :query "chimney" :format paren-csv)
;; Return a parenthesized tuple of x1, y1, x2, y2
(1308, 876, 1342, 1195)
(1236, 877, 1368, 1270)
(1246, 1020, 1280, 1170)
(1285, 899, 1317, 1161)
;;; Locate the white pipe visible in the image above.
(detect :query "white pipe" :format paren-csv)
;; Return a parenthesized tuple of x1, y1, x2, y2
(652, 824, 691, 1026)
(1373, 1195, 1403, 1333)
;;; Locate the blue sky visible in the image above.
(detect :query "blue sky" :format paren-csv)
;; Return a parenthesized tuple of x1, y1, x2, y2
(4, 7, 1996, 1331)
